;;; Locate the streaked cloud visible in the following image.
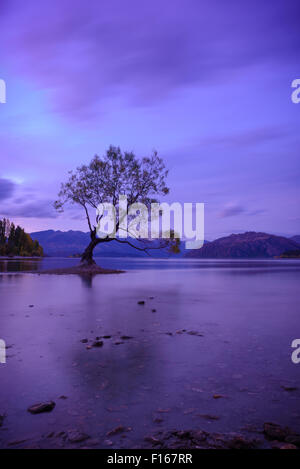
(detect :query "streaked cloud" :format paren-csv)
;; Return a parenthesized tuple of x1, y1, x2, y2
(0, 178, 16, 201)
(219, 204, 245, 218)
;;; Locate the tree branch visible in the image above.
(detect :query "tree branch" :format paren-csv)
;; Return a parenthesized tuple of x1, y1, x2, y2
(82, 203, 93, 234)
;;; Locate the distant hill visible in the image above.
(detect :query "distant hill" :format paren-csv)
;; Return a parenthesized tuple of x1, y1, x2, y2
(185, 232, 300, 259)
(291, 235, 300, 244)
(30, 230, 188, 258)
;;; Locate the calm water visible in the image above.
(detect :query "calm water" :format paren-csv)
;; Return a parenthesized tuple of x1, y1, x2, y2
(0, 258, 300, 448)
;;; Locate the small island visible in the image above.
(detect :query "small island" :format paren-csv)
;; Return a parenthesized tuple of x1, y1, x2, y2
(279, 249, 300, 259)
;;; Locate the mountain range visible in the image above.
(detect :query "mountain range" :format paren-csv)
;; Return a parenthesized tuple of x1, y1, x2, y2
(30, 230, 300, 259)
(30, 230, 188, 258)
(185, 232, 300, 259)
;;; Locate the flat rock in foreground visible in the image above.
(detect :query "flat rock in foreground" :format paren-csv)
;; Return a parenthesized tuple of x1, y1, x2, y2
(27, 401, 56, 414)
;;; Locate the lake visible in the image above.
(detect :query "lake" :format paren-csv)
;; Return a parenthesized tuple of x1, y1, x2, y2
(0, 257, 300, 448)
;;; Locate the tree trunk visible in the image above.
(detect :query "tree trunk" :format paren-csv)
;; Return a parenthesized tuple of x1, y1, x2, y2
(80, 238, 99, 266)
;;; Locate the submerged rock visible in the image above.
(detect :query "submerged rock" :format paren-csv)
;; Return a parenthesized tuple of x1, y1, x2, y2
(199, 414, 220, 421)
(68, 431, 90, 443)
(27, 401, 56, 414)
(263, 422, 291, 441)
(137, 301, 145, 305)
(92, 340, 103, 348)
(279, 443, 298, 450)
(281, 385, 298, 392)
(144, 429, 259, 449)
(106, 425, 131, 436)
(285, 434, 300, 446)
(227, 435, 258, 449)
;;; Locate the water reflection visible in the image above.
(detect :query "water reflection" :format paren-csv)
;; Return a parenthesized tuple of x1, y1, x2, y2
(79, 275, 94, 288)
(1, 260, 300, 447)
(0, 259, 41, 272)
(1, 257, 300, 274)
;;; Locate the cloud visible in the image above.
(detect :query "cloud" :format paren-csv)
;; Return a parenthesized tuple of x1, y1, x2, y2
(200, 127, 289, 149)
(1, 0, 299, 119)
(0, 178, 16, 201)
(218, 205, 267, 219)
(219, 204, 245, 218)
(0, 199, 58, 219)
(248, 209, 267, 216)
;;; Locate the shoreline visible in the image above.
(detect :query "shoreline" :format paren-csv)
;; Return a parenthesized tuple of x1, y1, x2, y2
(37, 265, 124, 275)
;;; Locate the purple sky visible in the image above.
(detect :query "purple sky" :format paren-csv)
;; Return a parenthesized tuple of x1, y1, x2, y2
(0, 0, 299, 239)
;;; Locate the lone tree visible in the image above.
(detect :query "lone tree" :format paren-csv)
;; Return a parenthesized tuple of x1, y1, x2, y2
(55, 146, 179, 268)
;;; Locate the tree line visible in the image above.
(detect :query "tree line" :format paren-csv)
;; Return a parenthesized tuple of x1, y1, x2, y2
(0, 218, 43, 257)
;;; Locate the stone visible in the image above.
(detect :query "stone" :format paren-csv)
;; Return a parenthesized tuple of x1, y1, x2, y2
(281, 385, 298, 392)
(263, 422, 290, 441)
(137, 301, 145, 305)
(285, 434, 300, 446)
(0, 414, 5, 427)
(153, 417, 163, 423)
(227, 435, 257, 449)
(68, 431, 90, 443)
(85, 438, 100, 447)
(27, 401, 56, 414)
(144, 436, 161, 445)
(92, 340, 103, 347)
(199, 414, 220, 421)
(106, 425, 131, 436)
(280, 444, 298, 450)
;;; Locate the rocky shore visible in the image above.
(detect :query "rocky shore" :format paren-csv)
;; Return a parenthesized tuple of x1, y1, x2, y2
(1, 418, 300, 449)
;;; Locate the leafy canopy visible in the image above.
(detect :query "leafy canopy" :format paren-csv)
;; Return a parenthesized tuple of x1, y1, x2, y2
(54, 146, 169, 236)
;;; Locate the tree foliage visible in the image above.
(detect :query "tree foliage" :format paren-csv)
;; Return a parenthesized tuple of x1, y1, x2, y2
(0, 218, 43, 257)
